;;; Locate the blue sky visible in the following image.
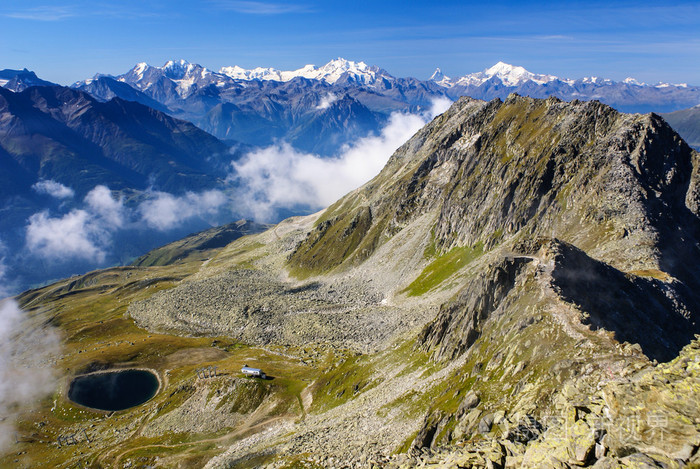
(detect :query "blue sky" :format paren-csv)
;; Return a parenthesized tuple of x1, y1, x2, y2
(1, 0, 698, 85)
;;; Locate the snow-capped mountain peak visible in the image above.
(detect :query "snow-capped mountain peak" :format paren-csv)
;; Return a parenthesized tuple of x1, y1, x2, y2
(309, 58, 379, 84)
(428, 61, 567, 88)
(219, 65, 286, 81)
(451, 62, 560, 87)
(429, 68, 449, 83)
(488, 62, 541, 84)
(133, 62, 149, 78)
(486, 61, 527, 76)
(118, 62, 153, 84)
(108, 59, 232, 97)
(163, 59, 189, 69)
(161, 59, 211, 80)
(219, 58, 391, 85)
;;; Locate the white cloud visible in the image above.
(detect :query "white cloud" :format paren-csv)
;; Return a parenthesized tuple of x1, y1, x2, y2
(25, 187, 127, 264)
(138, 190, 227, 230)
(31, 180, 75, 199)
(0, 300, 60, 452)
(231, 97, 452, 220)
(23, 182, 232, 263)
(26, 209, 108, 263)
(316, 93, 339, 110)
(85, 185, 125, 228)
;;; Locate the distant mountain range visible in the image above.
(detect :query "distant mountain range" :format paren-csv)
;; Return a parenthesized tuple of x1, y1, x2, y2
(72, 59, 421, 155)
(5, 60, 697, 155)
(0, 85, 230, 203)
(76, 58, 700, 110)
(66, 59, 700, 152)
(429, 61, 700, 114)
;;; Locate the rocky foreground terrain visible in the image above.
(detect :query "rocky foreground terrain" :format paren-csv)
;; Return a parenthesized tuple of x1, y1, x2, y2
(4, 94, 700, 468)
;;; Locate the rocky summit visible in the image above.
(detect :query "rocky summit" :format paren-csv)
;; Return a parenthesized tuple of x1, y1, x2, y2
(5, 94, 700, 468)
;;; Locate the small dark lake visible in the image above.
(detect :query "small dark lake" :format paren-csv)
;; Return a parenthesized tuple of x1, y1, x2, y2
(68, 369, 159, 411)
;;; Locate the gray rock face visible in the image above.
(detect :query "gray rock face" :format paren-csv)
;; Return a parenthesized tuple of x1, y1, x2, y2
(547, 240, 698, 362)
(478, 414, 494, 434)
(290, 95, 700, 283)
(418, 255, 533, 361)
(457, 390, 480, 416)
(420, 234, 699, 361)
(411, 410, 445, 450)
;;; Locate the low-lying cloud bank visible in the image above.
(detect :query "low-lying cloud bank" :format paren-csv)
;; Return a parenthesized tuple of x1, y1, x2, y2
(0, 299, 60, 452)
(231, 98, 452, 220)
(27, 209, 112, 263)
(24, 186, 230, 264)
(20, 98, 452, 265)
(139, 190, 227, 231)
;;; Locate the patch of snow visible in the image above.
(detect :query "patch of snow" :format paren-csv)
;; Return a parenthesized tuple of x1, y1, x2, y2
(655, 82, 688, 88)
(133, 62, 148, 79)
(172, 76, 196, 97)
(623, 77, 644, 86)
(220, 65, 285, 81)
(581, 76, 613, 85)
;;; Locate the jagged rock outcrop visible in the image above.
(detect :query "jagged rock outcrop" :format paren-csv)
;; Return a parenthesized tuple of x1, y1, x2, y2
(546, 240, 698, 362)
(393, 337, 700, 469)
(418, 237, 698, 363)
(418, 255, 533, 361)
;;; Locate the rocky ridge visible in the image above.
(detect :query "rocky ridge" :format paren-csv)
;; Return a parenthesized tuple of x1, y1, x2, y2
(385, 336, 700, 469)
(118, 95, 700, 466)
